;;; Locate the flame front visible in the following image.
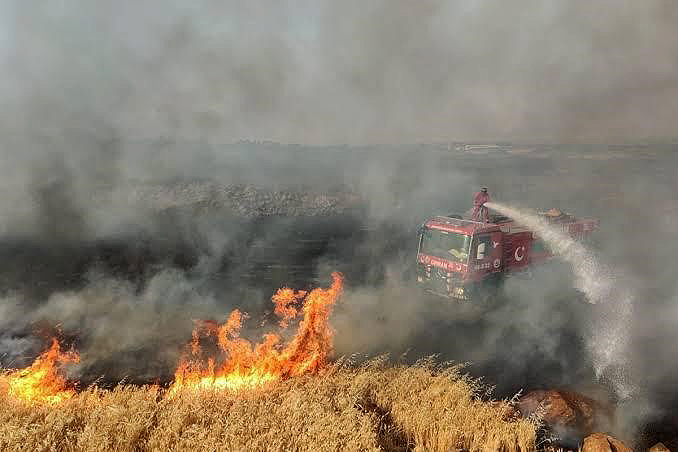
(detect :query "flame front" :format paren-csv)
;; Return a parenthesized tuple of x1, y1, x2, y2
(0, 338, 79, 404)
(171, 272, 343, 392)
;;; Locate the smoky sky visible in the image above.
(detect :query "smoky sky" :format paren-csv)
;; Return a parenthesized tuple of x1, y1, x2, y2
(1, 1, 677, 145)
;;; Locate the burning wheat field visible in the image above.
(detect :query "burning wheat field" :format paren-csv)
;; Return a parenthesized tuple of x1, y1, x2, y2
(0, 272, 536, 452)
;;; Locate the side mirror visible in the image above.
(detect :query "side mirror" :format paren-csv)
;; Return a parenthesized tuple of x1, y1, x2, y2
(476, 242, 486, 260)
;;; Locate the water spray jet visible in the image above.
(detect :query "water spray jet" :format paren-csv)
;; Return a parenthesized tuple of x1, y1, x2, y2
(485, 202, 635, 399)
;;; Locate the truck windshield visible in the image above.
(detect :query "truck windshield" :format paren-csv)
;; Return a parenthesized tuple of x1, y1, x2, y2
(420, 228, 471, 263)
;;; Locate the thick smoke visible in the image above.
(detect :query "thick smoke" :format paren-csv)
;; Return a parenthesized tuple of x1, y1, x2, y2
(2, 1, 678, 144)
(1, 1, 678, 445)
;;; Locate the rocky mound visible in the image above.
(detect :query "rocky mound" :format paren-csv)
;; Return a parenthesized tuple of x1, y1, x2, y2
(124, 182, 362, 217)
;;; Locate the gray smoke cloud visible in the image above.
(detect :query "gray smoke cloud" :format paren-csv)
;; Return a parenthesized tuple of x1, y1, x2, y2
(2, 1, 677, 145)
(30, 268, 222, 381)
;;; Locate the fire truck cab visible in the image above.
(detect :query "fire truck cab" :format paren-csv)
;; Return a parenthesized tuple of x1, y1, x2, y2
(416, 209, 598, 300)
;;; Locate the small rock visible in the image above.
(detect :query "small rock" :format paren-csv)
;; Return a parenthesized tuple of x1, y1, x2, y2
(581, 433, 631, 452)
(649, 442, 670, 452)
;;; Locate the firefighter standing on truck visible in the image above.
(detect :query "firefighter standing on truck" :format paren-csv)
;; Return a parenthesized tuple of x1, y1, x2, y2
(471, 187, 490, 222)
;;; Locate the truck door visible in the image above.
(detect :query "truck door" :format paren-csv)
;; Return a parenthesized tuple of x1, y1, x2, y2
(472, 233, 503, 276)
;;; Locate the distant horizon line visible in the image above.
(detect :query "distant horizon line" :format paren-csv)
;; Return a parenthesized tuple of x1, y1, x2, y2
(2, 129, 677, 147)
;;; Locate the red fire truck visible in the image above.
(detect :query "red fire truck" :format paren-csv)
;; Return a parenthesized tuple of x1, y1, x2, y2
(416, 208, 598, 300)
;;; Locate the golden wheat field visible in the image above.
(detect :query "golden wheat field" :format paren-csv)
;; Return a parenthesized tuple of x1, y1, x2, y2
(0, 358, 536, 452)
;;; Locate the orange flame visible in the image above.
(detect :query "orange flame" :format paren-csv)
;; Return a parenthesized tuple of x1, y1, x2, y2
(0, 338, 79, 404)
(171, 272, 343, 392)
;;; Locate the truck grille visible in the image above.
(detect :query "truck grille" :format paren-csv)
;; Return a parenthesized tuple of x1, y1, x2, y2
(419, 265, 463, 296)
